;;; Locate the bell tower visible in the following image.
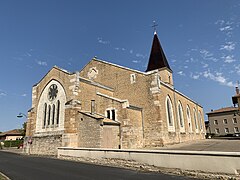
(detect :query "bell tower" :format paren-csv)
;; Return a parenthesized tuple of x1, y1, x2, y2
(146, 23, 173, 86)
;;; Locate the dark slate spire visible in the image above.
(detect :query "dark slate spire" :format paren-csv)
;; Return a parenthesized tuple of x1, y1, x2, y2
(146, 32, 172, 72)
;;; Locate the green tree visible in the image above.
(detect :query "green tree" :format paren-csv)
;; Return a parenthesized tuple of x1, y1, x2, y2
(21, 122, 26, 137)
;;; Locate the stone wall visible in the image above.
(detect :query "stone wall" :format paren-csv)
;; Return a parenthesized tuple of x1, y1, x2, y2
(30, 134, 62, 155)
(58, 147, 240, 175)
(121, 107, 144, 148)
(77, 113, 102, 148)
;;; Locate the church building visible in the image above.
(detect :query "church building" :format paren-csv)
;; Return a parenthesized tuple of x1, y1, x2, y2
(25, 32, 205, 155)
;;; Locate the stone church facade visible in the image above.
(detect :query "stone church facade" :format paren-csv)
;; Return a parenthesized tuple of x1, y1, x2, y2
(25, 32, 205, 155)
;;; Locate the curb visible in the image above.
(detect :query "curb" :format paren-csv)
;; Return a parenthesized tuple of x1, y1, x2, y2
(0, 172, 10, 180)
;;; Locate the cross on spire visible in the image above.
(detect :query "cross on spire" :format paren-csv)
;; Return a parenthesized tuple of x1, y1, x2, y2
(152, 21, 158, 34)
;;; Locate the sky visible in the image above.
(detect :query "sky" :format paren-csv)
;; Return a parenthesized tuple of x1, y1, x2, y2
(0, 0, 239, 132)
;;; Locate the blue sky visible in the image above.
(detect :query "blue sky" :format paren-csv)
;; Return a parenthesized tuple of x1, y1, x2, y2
(0, 0, 239, 132)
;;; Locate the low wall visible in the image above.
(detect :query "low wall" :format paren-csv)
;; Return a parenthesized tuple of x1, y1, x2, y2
(58, 147, 240, 175)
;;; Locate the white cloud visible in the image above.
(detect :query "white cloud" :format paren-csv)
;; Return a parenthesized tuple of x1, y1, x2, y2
(222, 55, 235, 63)
(215, 19, 225, 26)
(192, 74, 200, 80)
(130, 50, 133, 54)
(0, 92, 7, 97)
(37, 60, 47, 66)
(132, 60, 140, 63)
(191, 70, 234, 87)
(220, 42, 235, 51)
(202, 63, 209, 68)
(26, 52, 32, 57)
(177, 71, 185, 76)
(135, 53, 146, 58)
(219, 25, 233, 32)
(200, 49, 213, 58)
(97, 37, 110, 44)
(21, 94, 27, 97)
(203, 70, 234, 87)
(199, 49, 218, 62)
(235, 65, 240, 75)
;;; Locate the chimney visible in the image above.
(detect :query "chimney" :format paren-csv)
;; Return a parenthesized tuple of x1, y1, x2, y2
(91, 100, 95, 114)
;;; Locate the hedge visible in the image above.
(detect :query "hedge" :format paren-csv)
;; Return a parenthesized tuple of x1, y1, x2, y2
(3, 140, 23, 147)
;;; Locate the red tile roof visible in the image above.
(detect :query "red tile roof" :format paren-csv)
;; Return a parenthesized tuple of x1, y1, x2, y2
(0, 129, 22, 136)
(207, 107, 238, 114)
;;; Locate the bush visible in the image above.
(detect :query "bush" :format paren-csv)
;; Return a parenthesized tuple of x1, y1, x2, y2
(3, 140, 23, 147)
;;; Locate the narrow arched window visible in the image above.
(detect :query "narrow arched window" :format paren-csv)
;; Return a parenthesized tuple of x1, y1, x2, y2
(186, 105, 192, 132)
(167, 99, 173, 126)
(56, 100, 60, 125)
(52, 104, 55, 125)
(193, 108, 198, 130)
(43, 103, 47, 127)
(198, 111, 203, 130)
(178, 102, 184, 128)
(166, 96, 175, 132)
(48, 105, 51, 126)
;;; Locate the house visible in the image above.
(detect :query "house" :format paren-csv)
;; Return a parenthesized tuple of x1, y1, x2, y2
(0, 129, 23, 141)
(206, 87, 240, 137)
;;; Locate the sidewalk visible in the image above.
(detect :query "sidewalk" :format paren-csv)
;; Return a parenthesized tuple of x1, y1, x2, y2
(0, 147, 24, 154)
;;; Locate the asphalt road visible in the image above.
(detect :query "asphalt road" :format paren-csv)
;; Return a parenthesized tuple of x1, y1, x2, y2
(0, 151, 192, 180)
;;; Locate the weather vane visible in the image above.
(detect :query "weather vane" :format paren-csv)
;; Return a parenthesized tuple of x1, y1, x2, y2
(152, 21, 158, 34)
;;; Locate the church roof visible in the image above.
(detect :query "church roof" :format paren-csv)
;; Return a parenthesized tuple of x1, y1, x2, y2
(146, 33, 172, 72)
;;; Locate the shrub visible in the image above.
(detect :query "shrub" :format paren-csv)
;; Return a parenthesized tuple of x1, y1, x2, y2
(3, 140, 23, 147)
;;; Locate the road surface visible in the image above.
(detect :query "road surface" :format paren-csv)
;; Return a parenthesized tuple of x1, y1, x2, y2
(0, 151, 192, 180)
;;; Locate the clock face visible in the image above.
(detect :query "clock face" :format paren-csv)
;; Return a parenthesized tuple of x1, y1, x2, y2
(48, 84, 58, 101)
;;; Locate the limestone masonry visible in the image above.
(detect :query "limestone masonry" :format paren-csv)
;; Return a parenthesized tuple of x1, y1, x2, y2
(25, 32, 205, 155)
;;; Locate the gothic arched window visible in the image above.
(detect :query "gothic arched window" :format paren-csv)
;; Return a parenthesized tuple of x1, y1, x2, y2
(56, 100, 60, 125)
(43, 103, 47, 127)
(193, 108, 198, 132)
(48, 105, 51, 126)
(198, 111, 203, 130)
(186, 105, 192, 133)
(177, 101, 185, 132)
(166, 96, 175, 132)
(52, 104, 55, 125)
(36, 80, 66, 133)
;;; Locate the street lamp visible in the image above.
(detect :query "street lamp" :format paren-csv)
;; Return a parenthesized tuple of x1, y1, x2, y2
(17, 113, 27, 118)
(16, 112, 30, 153)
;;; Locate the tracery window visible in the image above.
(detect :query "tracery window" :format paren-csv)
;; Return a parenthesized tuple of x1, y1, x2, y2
(37, 80, 66, 132)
